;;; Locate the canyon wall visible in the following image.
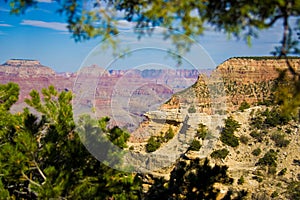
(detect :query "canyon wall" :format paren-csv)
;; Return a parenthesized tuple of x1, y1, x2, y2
(163, 57, 300, 112)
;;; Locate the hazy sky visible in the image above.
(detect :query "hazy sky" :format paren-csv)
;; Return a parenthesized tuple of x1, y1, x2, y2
(0, 1, 291, 72)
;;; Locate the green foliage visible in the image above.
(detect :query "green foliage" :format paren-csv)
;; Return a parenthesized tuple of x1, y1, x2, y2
(146, 136, 161, 153)
(252, 176, 263, 183)
(257, 149, 278, 167)
(0, 83, 141, 199)
(250, 130, 264, 142)
(220, 117, 240, 147)
(0, 179, 9, 199)
(250, 114, 265, 130)
(252, 148, 262, 156)
(211, 148, 229, 159)
(271, 191, 279, 198)
(286, 181, 300, 200)
(146, 158, 233, 199)
(145, 127, 175, 153)
(250, 107, 291, 131)
(237, 176, 245, 185)
(275, 69, 300, 121)
(189, 139, 201, 151)
(270, 132, 290, 147)
(196, 123, 208, 139)
(108, 126, 130, 149)
(268, 166, 277, 175)
(239, 135, 250, 144)
(262, 107, 291, 128)
(164, 127, 174, 141)
(0, 82, 19, 110)
(188, 105, 196, 113)
(278, 168, 287, 176)
(239, 101, 250, 111)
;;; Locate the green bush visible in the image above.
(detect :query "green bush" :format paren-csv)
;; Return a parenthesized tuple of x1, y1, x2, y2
(252, 176, 263, 183)
(252, 148, 262, 156)
(250, 131, 263, 142)
(238, 176, 245, 185)
(262, 107, 290, 128)
(278, 168, 287, 176)
(165, 127, 175, 141)
(220, 117, 240, 147)
(189, 139, 201, 151)
(239, 101, 250, 111)
(188, 105, 196, 113)
(211, 148, 229, 159)
(268, 166, 277, 175)
(271, 191, 279, 198)
(270, 132, 290, 147)
(196, 123, 208, 139)
(146, 136, 161, 153)
(250, 114, 264, 130)
(239, 135, 249, 144)
(257, 149, 277, 167)
(286, 181, 300, 200)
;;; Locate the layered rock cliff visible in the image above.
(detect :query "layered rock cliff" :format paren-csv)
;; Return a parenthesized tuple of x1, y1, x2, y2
(0, 59, 75, 110)
(0, 59, 55, 77)
(163, 57, 300, 112)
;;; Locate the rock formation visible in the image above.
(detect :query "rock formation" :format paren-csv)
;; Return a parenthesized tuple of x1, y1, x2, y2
(0, 59, 55, 77)
(163, 57, 300, 112)
(0, 59, 75, 111)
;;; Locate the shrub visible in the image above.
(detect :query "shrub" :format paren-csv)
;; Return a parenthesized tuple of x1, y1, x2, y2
(285, 128, 292, 134)
(278, 168, 287, 176)
(196, 123, 208, 139)
(286, 181, 300, 200)
(211, 148, 229, 159)
(268, 166, 277, 175)
(221, 133, 239, 147)
(220, 117, 240, 147)
(257, 149, 277, 167)
(165, 127, 175, 141)
(239, 135, 250, 144)
(250, 131, 263, 142)
(294, 159, 300, 166)
(146, 136, 161, 153)
(189, 139, 201, 151)
(188, 105, 196, 113)
(238, 176, 245, 185)
(239, 101, 250, 111)
(271, 191, 279, 198)
(263, 107, 290, 128)
(252, 148, 262, 156)
(270, 132, 290, 147)
(250, 115, 264, 130)
(129, 146, 134, 150)
(252, 176, 263, 183)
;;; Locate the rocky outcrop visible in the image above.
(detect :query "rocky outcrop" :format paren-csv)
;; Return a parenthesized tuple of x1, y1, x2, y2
(217, 57, 300, 83)
(217, 57, 300, 109)
(162, 57, 300, 112)
(0, 59, 75, 111)
(0, 59, 55, 77)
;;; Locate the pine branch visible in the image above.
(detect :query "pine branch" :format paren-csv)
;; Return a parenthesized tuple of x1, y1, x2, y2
(21, 171, 41, 188)
(33, 160, 47, 184)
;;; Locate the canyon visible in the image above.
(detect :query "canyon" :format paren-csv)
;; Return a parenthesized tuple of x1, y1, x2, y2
(1, 57, 300, 199)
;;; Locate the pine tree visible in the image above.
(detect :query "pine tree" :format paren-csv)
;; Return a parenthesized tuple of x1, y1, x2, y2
(0, 83, 142, 199)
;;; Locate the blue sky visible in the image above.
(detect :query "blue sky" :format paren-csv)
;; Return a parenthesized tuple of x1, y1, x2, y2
(0, 1, 288, 72)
